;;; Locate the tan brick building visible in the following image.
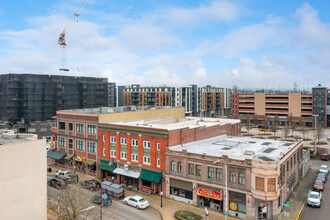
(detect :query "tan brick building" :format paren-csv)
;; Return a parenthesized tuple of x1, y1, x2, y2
(166, 136, 304, 220)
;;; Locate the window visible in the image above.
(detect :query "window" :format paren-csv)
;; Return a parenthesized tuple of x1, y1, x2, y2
(171, 161, 176, 171)
(87, 125, 96, 134)
(68, 123, 73, 131)
(121, 138, 127, 145)
(287, 161, 289, 171)
(143, 156, 150, 165)
(132, 154, 138, 162)
(110, 150, 116, 157)
(110, 136, 116, 143)
(256, 177, 264, 191)
(290, 157, 292, 168)
(68, 139, 73, 149)
(238, 173, 245, 185)
(142, 180, 151, 187)
(76, 140, 84, 151)
(121, 152, 127, 160)
(294, 154, 296, 165)
(143, 141, 151, 149)
(188, 163, 194, 175)
(196, 165, 202, 177)
(76, 123, 84, 133)
(216, 168, 222, 180)
(103, 143, 105, 156)
(177, 162, 183, 173)
(103, 135, 105, 142)
(131, 139, 138, 146)
(208, 167, 214, 179)
(59, 122, 66, 130)
(58, 137, 66, 147)
(157, 158, 160, 167)
(87, 142, 96, 153)
(157, 143, 160, 151)
(229, 171, 236, 184)
(267, 178, 276, 192)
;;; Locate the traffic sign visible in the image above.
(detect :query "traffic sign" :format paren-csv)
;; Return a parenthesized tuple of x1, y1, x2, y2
(283, 203, 291, 207)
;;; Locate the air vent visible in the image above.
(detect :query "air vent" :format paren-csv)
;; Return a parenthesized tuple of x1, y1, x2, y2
(263, 148, 276, 153)
(221, 147, 231, 150)
(259, 156, 275, 161)
(283, 143, 293, 146)
(248, 141, 256, 144)
(244, 150, 255, 156)
(262, 142, 272, 146)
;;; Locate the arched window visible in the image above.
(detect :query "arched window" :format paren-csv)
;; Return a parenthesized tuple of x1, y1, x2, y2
(177, 162, 183, 173)
(238, 172, 245, 185)
(230, 171, 236, 184)
(171, 161, 176, 172)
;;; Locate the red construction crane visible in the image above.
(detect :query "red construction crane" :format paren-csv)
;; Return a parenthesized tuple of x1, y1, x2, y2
(58, 0, 88, 71)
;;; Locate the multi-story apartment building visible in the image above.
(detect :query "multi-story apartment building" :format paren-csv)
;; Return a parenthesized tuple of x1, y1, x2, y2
(120, 84, 229, 117)
(97, 117, 240, 195)
(0, 73, 114, 123)
(312, 84, 328, 127)
(108, 83, 117, 107)
(232, 92, 313, 126)
(51, 106, 185, 176)
(166, 135, 304, 220)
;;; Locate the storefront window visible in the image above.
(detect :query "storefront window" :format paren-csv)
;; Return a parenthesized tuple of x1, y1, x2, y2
(216, 168, 222, 181)
(208, 167, 214, 179)
(170, 187, 193, 200)
(88, 164, 96, 173)
(171, 161, 176, 171)
(177, 162, 183, 173)
(238, 173, 245, 185)
(229, 191, 246, 214)
(189, 163, 194, 175)
(230, 171, 236, 184)
(142, 180, 152, 187)
(58, 158, 65, 165)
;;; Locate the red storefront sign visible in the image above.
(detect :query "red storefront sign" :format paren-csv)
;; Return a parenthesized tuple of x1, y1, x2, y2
(196, 187, 223, 200)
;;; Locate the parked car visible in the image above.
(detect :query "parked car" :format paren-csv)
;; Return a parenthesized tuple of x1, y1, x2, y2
(57, 174, 74, 184)
(319, 165, 329, 175)
(123, 195, 149, 209)
(320, 150, 330, 160)
(313, 179, 324, 191)
(316, 172, 327, 183)
(80, 180, 100, 191)
(91, 194, 112, 206)
(307, 190, 322, 208)
(55, 170, 78, 182)
(48, 178, 65, 189)
(101, 181, 124, 198)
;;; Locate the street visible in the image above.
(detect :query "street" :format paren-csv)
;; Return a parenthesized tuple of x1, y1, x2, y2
(301, 159, 330, 220)
(47, 183, 160, 220)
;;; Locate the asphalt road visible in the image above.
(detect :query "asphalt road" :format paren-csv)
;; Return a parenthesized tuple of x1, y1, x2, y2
(47, 183, 160, 220)
(301, 159, 330, 220)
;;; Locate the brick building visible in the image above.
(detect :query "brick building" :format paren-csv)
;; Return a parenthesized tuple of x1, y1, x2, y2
(166, 136, 304, 220)
(97, 117, 240, 195)
(51, 106, 185, 176)
(232, 92, 313, 126)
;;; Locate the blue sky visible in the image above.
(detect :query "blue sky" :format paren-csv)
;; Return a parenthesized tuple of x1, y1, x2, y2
(1, 0, 330, 89)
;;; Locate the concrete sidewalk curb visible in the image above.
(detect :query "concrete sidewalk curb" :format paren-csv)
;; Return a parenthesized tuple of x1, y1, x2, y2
(297, 197, 307, 220)
(150, 205, 164, 220)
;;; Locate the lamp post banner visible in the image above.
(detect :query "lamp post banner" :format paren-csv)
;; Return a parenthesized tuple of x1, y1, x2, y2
(196, 187, 223, 200)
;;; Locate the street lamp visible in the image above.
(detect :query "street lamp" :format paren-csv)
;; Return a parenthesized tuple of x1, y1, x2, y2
(214, 159, 228, 220)
(313, 114, 319, 155)
(160, 171, 163, 208)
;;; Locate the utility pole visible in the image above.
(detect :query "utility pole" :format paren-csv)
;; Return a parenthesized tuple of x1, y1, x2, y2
(160, 171, 163, 208)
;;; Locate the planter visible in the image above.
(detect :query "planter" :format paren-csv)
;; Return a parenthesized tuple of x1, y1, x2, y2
(175, 210, 202, 220)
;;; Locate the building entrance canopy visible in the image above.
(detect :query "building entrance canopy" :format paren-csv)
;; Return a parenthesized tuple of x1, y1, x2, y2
(113, 168, 140, 179)
(47, 149, 66, 160)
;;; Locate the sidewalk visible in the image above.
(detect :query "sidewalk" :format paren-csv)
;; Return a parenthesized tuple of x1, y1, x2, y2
(278, 168, 318, 220)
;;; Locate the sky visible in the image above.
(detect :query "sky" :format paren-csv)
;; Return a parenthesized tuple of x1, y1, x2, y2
(1, 0, 330, 90)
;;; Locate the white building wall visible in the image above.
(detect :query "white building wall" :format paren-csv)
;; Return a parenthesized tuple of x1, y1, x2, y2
(0, 139, 46, 220)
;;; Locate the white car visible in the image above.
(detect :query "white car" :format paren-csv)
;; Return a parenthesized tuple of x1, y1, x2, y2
(307, 190, 322, 208)
(123, 195, 149, 209)
(319, 165, 329, 175)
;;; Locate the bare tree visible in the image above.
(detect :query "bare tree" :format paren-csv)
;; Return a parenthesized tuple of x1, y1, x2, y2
(252, 114, 259, 127)
(298, 119, 309, 140)
(287, 114, 297, 137)
(244, 115, 252, 136)
(282, 125, 290, 140)
(315, 125, 326, 144)
(272, 117, 279, 140)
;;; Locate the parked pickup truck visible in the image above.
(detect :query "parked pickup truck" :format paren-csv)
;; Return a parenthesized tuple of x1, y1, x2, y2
(307, 190, 322, 208)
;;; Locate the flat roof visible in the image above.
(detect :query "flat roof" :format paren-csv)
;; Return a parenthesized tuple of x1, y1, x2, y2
(58, 106, 176, 114)
(0, 130, 37, 145)
(168, 135, 299, 162)
(102, 117, 240, 131)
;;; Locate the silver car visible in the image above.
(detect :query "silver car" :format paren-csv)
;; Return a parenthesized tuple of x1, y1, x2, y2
(123, 195, 149, 209)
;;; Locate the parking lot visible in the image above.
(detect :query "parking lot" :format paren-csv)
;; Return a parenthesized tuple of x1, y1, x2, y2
(301, 159, 330, 220)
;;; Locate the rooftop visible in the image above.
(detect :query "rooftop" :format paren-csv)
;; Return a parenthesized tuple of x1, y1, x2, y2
(0, 130, 37, 145)
(58, 106, 175, 114)
(168, 135, 300, 162)
(102, 117, 240, 131)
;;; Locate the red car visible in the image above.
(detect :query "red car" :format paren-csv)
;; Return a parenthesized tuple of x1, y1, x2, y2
(314, 179, 324, 191)
(320, 153, 330, 161)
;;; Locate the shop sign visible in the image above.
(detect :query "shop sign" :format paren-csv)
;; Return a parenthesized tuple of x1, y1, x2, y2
(230, 202, 237, 211)
(196, 187, 222, 200)
(74, 155, 85, 162)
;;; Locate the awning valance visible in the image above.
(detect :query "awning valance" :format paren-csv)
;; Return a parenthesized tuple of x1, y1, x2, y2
(84, 159, 96, 166)
(139, 169, 162, 183)
(113, 168, 140, 179)
(64, 154, 73, 160)
(97, 160, 117, 172)
(47, 149, 66, 160)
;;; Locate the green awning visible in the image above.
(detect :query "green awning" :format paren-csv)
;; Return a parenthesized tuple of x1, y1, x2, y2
(47, 149, 66, 160)
(97, 160, 117, 172)
(64, 154, 73, 160)
(139, 169, 162, 183)
(84, 159, 96, 166)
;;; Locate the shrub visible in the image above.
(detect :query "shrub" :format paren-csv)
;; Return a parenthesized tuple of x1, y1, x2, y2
(175, 210, 202, 220)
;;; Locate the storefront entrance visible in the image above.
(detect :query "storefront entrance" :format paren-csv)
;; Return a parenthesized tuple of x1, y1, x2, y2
(196, 187, 223, 212)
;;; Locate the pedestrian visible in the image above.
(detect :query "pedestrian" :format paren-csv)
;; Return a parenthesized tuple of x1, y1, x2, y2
(76, 175, 79, 184)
